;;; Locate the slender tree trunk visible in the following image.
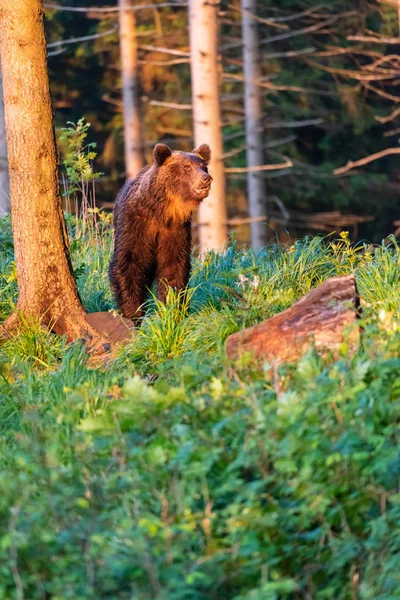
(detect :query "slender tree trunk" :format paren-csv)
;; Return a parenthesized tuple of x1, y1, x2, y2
(0, 0, 110, 352)
(0, 64, 10, 217)
(189, 0, 228, 251)
(241, 0, 267, 247)
(398, 0, 400, 37)
(118, 0, 144, 179)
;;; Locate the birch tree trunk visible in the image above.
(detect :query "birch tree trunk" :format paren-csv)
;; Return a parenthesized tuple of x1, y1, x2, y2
(241, 0, 267, 247)
(118, 0, 144, 179)
(189, 0, 228, 251)
(0, 64, 10, 217)
(0, 0, 109, 353)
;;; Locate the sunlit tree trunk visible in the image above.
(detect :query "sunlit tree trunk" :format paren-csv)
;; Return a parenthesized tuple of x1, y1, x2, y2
(0, 64, 10, 217)
(118, 0, 144, 179)
(0, 0, 109, 352)
(241, 0, 267, 247)
(189, 0, 228, 251)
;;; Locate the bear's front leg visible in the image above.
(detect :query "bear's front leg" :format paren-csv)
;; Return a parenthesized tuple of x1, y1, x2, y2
(110, 257, 156, 322)
(109, 223, 157, 323)
(156, 222, 192, 304)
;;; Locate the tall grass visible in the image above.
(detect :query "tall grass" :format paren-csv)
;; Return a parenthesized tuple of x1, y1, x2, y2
(3, 218, 400, 370)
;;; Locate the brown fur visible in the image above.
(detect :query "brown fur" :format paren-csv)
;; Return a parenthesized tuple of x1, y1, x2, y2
(109, 143, 212, 322)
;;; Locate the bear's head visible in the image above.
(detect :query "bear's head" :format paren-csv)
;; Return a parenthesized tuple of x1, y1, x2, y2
(152, 143, 213, 215)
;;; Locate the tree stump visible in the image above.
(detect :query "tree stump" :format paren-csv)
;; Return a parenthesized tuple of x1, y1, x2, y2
(85, 312, 134, 345)
(226, 275, 360, 365)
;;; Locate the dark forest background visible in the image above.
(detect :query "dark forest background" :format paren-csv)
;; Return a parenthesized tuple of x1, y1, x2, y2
(46, 0, 400, 243)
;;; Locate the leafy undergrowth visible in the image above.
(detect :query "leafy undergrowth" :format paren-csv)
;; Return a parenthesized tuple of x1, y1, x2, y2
(1, 218, 400, 599)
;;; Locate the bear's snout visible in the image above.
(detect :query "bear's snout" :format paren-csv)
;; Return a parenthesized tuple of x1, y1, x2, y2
(202, 173, 213, 185)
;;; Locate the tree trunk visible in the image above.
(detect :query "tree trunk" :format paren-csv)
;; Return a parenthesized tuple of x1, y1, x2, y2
(118, 0, 144, 179)
(189, 0, 228, 251)
(241, 0, 267, 248)
(0, 0, 110, 353)
(0, 64, 10, 217)
(226, 275, 360, 365)
(398, 0, 400, 37)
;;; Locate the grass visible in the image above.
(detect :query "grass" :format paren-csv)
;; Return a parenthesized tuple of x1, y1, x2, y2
(1, 217, 400, 599)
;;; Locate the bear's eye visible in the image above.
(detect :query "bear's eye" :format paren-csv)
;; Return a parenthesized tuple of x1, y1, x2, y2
(184, 165, 191, 172)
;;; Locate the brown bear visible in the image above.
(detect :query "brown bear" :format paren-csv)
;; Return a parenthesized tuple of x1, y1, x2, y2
(109, 143, 212, 322)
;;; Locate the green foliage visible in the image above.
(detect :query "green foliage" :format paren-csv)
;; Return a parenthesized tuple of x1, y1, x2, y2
(59, 118, 103, 194)
(0, 219, 16, 323)
(128, 287, 198, 364)
(66, 210, 115, 313)
(1, 218, 400, 597)
(1, 312, 65, 369)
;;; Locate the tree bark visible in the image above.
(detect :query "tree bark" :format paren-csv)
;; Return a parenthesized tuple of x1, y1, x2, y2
(0, 0, 110, 353)
(0, 63, 10, 217)
(226, 275, 360, 365)
(241, 0, 267, 248)
(118, 0, 145, 180)
(189, 0, 228, 251)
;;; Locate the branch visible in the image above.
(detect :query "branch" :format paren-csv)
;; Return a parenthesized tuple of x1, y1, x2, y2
(363, 55, 400, 71)
(47, 47, 65, 57)
(221, 15, 340, 51)
(221, 91, 247, 102)
(375, 107, 400, 123)
(223, 129, 245, 142)
(263, 47, 316, 59)
(260, 15, 342, 47)
(44, 2, 187, 13)
(222, 144, 247, 159)
(138, 58, 189, 65)
(225, 158, 293, 173)
(377, 0, 400, 6)
(270, 195, 290, 220)
(148, 100, 192, 110)
(265, 118, 324, 129)
(315, 46, 382, 58)
(101, 93, 122, 107)
(228, 169, 293, 179)
(222, 116, 246, 127)
(384, 127, 400, 137)
(193, 215, 268, 229)
(267, 4, 325, 23)
(138, 44, 190, 57)
(156, 126, 192, 137)
(334, 148, 400, 175)
(47, 25, 117, 48)
(305, 58, 400, 81)
(347, 34, 400, 44)
(265, 134, 297, 147)
(223, 72, 337, 96)
(364, 83, 400, 103)
(222, 135, 297, 159)
(227, 215, 267, 226)
(228, 4, 289, 30)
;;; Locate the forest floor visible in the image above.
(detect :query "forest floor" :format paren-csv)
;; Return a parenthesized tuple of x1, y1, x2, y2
(1, 214, 400, 598)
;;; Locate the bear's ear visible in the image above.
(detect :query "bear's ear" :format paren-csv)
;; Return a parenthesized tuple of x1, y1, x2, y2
(193, 143, 211, 163)
(153, 143, 172, 166)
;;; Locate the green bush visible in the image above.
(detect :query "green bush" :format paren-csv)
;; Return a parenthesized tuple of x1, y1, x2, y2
(1, 219, 400, 599)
